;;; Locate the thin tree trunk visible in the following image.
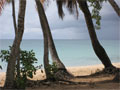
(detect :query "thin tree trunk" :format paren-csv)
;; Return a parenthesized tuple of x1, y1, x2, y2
(12, 0, 17, 35)
(12, 0, 20, 78)
(35, 0, 49, 78)
(77, 1, 114, 68)
(16, 49, 20, 78)
(4, 0, 26, 88)
(108, 0, 120, 17)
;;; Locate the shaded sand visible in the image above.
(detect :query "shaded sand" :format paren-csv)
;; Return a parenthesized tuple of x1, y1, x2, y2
(0, 63, 120, 89)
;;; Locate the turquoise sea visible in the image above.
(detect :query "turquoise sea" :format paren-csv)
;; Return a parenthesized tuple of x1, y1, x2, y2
(0, 39, 120, 72)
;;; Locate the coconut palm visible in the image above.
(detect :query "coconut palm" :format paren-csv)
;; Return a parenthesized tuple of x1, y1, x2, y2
(77, 0, 115, 69)
(4, 0, 26, 88)
(35, 0, 72, 80)
(41, 0, 67, 70)
(35, 0, 50, 78)
(0, 0, 21, 80)
(56, 0, 116, 69)
(11, 0, 21, 78)
(12, 0, 17, 34)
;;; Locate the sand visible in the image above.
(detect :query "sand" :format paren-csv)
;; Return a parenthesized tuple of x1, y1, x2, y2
(0, 63, 120, 89)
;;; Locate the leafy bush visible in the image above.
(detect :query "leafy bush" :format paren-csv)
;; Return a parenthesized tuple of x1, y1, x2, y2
(46, 62, 58, 80)
(88, 0, 107, 29)
(0, 48, 10, 62)
(0, 46, 41, 88)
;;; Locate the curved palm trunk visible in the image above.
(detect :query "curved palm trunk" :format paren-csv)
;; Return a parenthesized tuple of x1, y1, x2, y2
(35, 0, 49, 78)
(45, 10, 66, 70)
(108, 0, 120, 17)
(48, 31, 66, 69)
(77, 1, 114, 68)
(35, 0, 72, 80)
(4, 0, 26, 88)
(35, 0, 65, 70)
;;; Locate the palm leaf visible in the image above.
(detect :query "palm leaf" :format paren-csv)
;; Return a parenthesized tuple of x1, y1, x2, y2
(56, 0, 78, 19)
(0, 0, 12, 15)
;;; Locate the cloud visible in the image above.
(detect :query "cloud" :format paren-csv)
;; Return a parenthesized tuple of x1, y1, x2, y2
(0, 0, 119, 40)
(52, 27, 89, 39)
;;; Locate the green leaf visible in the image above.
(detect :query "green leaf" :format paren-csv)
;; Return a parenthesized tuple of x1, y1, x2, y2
(28, 72, 33, 78)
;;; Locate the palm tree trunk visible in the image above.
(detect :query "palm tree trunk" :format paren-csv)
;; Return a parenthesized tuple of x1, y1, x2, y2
(108, 0, 120, 17)
(48, 32, 66, 69)
(77, 1, 114, 68)
(12, 0, 17, 35)
(12, 0, 20, 78)
(35, 0, 49, 78)
(35, 0, 72, 80)
(4, 0, 26, 88)
(35, 0, 65, 69)
(16, 49, 20, 78)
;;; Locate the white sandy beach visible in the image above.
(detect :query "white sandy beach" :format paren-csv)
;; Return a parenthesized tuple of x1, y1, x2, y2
(0, 63, 120, 87)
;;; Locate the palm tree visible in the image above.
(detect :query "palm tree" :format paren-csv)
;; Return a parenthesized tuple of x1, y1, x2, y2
(11, 0, 21, 79)
(4, 0, 26, 88)
(35, 0, 50, 78)
(56, 0, 115, 69)
(0, 0, 21, 80)
(41, 0, 67, 70)
(77, 1, 115, 69)
(35, 0, 72, 80)
(12, 0, 17, 34)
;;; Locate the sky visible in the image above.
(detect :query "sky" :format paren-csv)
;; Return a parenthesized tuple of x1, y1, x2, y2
(0, 0, 120, 40)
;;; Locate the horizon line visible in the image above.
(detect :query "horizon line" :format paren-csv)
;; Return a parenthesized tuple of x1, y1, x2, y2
(0, 39, 119, 40)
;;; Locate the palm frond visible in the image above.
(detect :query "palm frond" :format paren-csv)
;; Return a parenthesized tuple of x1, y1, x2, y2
(56, 0, 65, 19)
(0, 0, 6, 15)
(56, 0, 79, 19)
(0, 0, 12, 15)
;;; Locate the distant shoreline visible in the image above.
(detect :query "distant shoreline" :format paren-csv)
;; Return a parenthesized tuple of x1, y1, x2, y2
(0, 39, 120, 40)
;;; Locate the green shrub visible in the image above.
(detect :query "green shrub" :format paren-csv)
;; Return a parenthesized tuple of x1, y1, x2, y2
(46, 62, 58, 80)
(0, 46, 41, 89)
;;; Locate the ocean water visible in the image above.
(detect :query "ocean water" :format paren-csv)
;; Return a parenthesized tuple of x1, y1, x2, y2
(0, 39, 120, 72)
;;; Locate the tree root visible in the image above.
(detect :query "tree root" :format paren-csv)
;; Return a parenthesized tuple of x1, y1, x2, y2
(113, 69, 120, 82)
(90, 67, 119, 76)
(102, 67, 119, 74)
(54, 68, 74, 80)
(57, 79, 88, 85)
(26, 78, 89, 88)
